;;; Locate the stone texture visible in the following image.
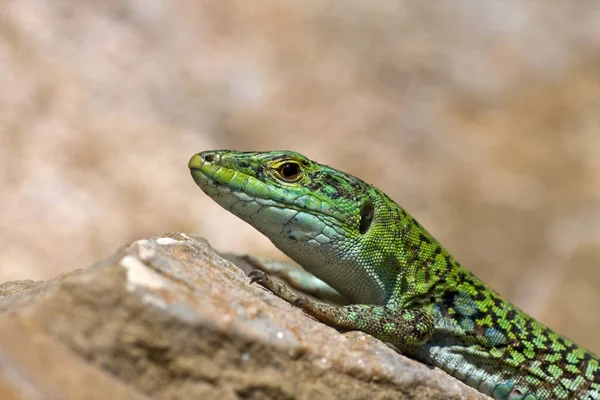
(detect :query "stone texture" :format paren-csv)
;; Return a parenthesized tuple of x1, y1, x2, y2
(0, 234, 487, 399)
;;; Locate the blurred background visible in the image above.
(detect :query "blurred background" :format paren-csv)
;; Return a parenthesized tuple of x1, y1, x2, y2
(1, 1, 599, 352)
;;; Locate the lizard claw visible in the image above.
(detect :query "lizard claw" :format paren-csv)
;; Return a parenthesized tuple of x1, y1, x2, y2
(248, 269, 268, 285)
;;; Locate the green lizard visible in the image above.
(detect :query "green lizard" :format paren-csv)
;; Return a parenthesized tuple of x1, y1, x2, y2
(189, 150, 600, 400)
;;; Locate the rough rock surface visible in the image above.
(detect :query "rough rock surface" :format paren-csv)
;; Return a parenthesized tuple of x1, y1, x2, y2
(0, 234, 487, 400)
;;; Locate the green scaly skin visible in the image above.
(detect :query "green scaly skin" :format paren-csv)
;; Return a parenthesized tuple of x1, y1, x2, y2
(189, 150, 600, 400)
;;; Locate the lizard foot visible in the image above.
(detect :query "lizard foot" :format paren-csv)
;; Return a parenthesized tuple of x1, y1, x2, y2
(248, 269, 269, 285)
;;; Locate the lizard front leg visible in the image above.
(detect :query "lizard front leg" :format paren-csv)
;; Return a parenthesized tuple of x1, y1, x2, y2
(249, 270, 434, 347)
(243, 255, 347, 304)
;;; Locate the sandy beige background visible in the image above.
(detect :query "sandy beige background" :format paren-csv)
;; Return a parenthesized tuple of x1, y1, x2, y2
(1, 1, 599, 352)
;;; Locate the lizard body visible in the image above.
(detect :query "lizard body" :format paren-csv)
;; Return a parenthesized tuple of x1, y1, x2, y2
(189, 150, 600, 400)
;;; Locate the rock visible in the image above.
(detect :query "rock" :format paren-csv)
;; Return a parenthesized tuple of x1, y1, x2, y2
(0, 234, 487, 399)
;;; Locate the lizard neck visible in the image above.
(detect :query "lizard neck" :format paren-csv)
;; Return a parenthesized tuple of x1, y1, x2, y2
(258, 186, 408, 305)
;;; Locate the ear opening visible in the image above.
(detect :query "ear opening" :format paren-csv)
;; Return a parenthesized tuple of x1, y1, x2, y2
(359, 201, 374, 234)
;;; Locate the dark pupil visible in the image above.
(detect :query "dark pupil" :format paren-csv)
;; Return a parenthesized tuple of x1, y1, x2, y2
(280, 163, 299, 179)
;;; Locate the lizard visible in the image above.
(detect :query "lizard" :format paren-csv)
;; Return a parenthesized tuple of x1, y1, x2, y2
(188, 150, 600, 400)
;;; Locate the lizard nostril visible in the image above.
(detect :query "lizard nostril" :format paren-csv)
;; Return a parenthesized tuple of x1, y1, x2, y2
(203, 153, 214, 162)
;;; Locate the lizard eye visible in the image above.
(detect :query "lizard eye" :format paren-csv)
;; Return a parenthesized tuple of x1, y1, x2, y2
(278, 162, 301, 181)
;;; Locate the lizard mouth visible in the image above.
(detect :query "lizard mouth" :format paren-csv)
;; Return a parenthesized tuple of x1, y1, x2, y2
(189, 152, 267, 199)
(188, 157, 213, 188)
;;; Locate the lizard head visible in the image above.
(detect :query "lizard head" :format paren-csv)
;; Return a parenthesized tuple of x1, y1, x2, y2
(189, 150, 396, 304)
(189, 150, 374, 239)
